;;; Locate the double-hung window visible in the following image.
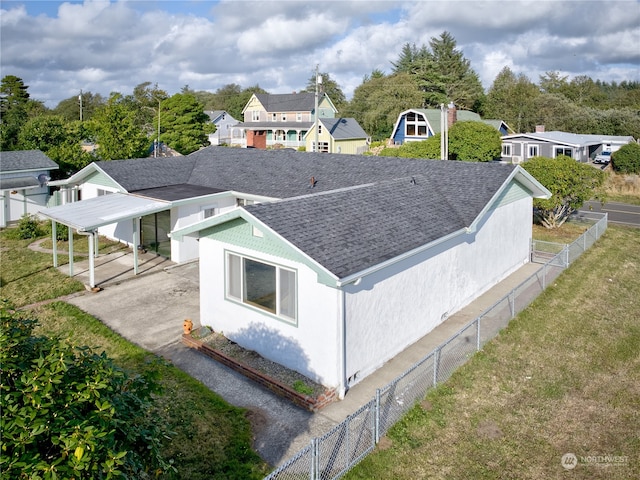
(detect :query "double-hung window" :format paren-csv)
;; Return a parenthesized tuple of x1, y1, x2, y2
(528, 145, 539, 158)
(226, 252, 297, 322)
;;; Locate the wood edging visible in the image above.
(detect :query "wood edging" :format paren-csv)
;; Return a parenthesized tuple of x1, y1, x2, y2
(182, 334, 337, 412)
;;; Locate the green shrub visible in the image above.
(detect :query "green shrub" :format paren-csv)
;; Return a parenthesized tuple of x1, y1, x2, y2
(611, 143, 640, 174)
(11, 214, 43, 239)
(379, 147, 401, 157)
(0, 303, 175, 479)
(41, 220, 70, 241)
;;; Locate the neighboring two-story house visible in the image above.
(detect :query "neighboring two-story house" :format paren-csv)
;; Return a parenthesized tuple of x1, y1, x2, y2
(231, 92, 337, 149)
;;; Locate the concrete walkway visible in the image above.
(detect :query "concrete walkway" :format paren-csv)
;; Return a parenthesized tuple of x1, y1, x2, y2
(50, 249, 546, 466)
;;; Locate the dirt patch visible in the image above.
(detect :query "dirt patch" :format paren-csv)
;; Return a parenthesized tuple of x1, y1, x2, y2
(377, 436, 393, 451)
(476, 419, 503, 440)
(246, 408, 270, 442)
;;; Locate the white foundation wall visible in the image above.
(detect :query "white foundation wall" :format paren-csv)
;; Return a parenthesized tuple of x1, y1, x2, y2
(343, 197, 533, 386)
(199, 237, 343, 389)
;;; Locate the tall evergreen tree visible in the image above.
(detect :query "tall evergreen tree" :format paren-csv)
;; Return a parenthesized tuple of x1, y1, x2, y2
(160, 92, 211, 154)
(0, 75, 31, 150)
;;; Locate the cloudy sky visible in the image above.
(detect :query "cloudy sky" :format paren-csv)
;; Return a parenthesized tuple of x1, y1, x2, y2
(1, 0, 639, 108)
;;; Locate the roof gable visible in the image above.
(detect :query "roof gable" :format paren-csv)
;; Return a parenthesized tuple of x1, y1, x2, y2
(320, 118, 368, 140)
(0, 150, 59, 173)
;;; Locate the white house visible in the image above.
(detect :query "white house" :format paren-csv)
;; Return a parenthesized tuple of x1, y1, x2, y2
(169, 149, 551, 398)
(0, 150, 58, 228)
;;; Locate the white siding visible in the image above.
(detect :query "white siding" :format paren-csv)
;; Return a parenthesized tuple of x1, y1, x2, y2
(199, 238, 343, 388)
(343, 197, 533, 385)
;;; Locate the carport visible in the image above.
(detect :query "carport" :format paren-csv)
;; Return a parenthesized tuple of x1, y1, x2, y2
(39, 193, 171, 288)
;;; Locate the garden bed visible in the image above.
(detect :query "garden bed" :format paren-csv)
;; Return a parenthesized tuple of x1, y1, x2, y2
(183, 327, 337, 412)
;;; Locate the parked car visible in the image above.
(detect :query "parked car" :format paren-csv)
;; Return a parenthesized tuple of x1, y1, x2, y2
(594, 151, 611, 164)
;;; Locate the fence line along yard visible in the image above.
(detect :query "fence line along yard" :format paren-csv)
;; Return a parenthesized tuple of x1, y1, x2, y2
(265, 212, 608, 480)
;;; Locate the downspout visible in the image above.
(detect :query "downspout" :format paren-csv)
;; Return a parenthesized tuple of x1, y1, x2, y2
(52, 221, 58, 268)
(338, 287, 347, 399)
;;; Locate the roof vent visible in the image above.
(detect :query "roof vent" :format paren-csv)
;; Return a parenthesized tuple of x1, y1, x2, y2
(410, 176, 417, 185)
(37, 173, 51, 187)
(309, 176, 317, 188)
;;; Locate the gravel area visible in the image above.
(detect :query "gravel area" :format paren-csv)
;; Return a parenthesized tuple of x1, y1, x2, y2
(193, 327, 326, 398)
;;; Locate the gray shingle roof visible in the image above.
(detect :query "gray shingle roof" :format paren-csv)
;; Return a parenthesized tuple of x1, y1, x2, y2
(95, 157, 196, 192)
(321, 118, 368, 140)
(0, 150, 59, 172)
(254, 93, 316, 112)
(92, 147, 524, 279)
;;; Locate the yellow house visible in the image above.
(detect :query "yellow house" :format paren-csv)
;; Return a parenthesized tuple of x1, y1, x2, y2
(305, 118, 370, 154)
(233, 92, 338, 149)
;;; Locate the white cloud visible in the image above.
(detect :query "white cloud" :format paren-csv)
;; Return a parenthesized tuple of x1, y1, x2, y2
(0, 0, 638, 107)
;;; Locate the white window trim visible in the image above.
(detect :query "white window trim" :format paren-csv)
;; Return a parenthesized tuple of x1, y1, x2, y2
(251, 111, 260, 121)
(502, 143, 512, 156)
(296, 112, 302, 122)
(225, 251, 297, 323)
(528, 144, 539, 158)
(201, 205, 218, 219)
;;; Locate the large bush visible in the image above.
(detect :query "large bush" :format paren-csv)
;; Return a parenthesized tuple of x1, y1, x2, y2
(523, 155, 605, 228)
(611, 142, 640, 174)
(448, 121, 502, 161)
(0, 303, 175, 479)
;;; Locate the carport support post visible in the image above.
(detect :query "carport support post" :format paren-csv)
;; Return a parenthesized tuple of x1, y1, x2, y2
(52, 221, 58, 268)
(68, 227, 74, 277)
(132, 217, 139, 275)
(88, 232, 95, 288)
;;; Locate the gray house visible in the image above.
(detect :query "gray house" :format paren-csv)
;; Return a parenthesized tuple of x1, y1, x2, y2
(0, 150, 58, 227)
(205, 110, 240, 146)
(500, 130, 635, 163)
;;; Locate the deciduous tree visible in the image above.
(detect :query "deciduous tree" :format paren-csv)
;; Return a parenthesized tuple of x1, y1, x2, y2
(448, 121, 502, 161)
(522, 155, 604, 228)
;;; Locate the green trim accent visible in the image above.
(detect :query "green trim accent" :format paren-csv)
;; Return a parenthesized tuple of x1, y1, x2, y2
(202, 218, 336, 287)
(84, 170, 122, 190)
(490, 179, 530, 210)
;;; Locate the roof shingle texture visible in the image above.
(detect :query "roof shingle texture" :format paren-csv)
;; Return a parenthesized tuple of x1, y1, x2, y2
(96, 147, 517, 278)
(0, 150, 59, 172)
(254, 93, 316, 112)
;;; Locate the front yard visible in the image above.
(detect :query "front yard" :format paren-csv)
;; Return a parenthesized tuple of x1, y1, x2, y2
(0, 229, 270, 479)
(345, 225, 640, 479)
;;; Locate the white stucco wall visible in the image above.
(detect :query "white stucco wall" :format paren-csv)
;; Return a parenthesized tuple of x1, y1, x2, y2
(342, 197, 533, 386)
(199, 237, 343, 388)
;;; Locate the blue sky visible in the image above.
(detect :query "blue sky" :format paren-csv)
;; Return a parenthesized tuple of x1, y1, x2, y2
(1, 0, 639, 108)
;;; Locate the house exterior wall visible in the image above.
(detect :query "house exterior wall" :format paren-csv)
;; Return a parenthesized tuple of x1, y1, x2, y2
(198, 230, 343, 388)
(342, 195, 533, 386)
(1, 170, 54, 227)
(334, 139, 369, 155)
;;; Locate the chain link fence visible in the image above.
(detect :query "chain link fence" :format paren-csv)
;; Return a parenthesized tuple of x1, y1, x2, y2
(265, 212, 607, 480)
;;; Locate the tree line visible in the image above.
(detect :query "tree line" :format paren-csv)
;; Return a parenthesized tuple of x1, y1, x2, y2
(1, 31, 638, 173)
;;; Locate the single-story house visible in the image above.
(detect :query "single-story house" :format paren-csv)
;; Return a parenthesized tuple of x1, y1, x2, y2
(205, 110, 240, 146)
(500, 129, 636, 163)
(162, 149, 549, 398)
(390, 106, 511, 145)
(0, 150, 58, 227)
(303, 117, 370, 154)
(41, 149, 550, 397)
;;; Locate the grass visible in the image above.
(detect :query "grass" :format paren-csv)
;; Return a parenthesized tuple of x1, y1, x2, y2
(599, 170, 640, 205)
(0, 233, 85, 307)
(532, 221, 589, 244)
(345, 225, 640, 480)
(1, 230, 270, 479)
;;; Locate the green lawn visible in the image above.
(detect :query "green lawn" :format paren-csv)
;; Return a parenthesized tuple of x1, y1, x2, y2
(0, 230, 270, 479)
(345, 225, 640, 480)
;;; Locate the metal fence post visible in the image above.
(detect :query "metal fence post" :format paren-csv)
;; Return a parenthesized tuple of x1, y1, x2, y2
(509, 290, 515, 318)
(375, 389, 380, 444)
(564, 245, 570, 268)
(312, 438, 319, 480)
(433, 348, 439, 387)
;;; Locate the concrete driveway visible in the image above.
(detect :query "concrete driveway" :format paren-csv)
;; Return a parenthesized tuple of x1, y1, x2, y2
(62, 252, 333, 466)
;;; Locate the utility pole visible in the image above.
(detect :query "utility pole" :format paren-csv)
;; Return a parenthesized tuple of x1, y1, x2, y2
(440, 103, 446, 160)
(156, 97, 161, 158)
(314, 65, 320, 152)
(79, 90, 83, 122)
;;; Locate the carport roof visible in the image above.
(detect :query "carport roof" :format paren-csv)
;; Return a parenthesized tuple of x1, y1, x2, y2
(40, 192, 170, 231)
